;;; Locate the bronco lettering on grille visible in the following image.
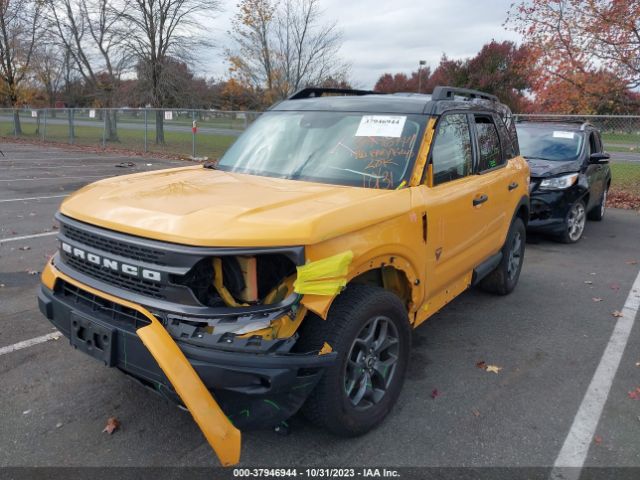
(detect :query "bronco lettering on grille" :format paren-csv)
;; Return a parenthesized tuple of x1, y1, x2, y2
(61, 242, 162, 281)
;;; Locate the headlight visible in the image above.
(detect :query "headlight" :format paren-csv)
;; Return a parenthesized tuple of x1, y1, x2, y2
(539, 173, 579, 190)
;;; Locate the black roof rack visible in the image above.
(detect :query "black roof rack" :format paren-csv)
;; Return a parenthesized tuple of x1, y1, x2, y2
(515, 117, 594, 131)
(431, 86, 498, 103)
(288, 87, 380, 100)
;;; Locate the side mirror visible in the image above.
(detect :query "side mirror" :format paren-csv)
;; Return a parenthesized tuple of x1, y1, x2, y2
(589, 152, 610, 164)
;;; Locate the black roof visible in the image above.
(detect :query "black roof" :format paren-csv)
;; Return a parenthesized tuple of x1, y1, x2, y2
(270, 86, 511, 116)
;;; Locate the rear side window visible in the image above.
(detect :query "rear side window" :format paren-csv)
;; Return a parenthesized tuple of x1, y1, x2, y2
(494, 115, 517, 159)
(474, 115, 503, 171)
(431, 113, 473, 185)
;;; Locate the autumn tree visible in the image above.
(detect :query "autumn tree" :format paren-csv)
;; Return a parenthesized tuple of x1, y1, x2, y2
(47, 0, 130, 141)
(507, 0, 640, 112)
(0, 0, 42, 134)
(373, 42, 535, 111)
(227, 0, 349, 102)
(374, 67, 431, 93)
(123, 0, 221, 144)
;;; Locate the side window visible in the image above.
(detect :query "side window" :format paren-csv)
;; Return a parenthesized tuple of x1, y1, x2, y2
(474, 115, 503, 171)
(431, 114, 473, 185)
(588, 132, 600, 154)
(494, 115, 516, 159)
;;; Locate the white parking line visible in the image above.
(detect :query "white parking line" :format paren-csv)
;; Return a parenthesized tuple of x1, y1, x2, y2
(8, 165, 108, 170)
(0, 194, 68, 203)
(0, 332, 62, 356)
(0, 231, 58, 243)
(0, 175, 107, 182)
(0, 156, 125, 162)
(551, 268, 640, 479)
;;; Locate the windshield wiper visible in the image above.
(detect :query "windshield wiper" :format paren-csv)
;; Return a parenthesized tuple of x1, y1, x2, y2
(291, 147, 323, 178)
(523, 156, 556, 162)
(327, 166, 383, 179)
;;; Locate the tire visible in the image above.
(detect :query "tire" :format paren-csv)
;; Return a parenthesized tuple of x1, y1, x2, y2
(478, 217, 526, 295)
(296, 284, 411, 437)
(588, 188, 607, 221)
(558, 199, 587, 243)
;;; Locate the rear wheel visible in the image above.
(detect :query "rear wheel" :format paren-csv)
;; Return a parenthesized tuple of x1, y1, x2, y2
(588, 188, 607, 221)
(559, 200, 586, 243)
(297, 284, 411, 437)
(478, 217, 526, 295)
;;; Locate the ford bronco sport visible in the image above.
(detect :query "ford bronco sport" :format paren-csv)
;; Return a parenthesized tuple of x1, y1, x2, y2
(38, 86, 530, 465)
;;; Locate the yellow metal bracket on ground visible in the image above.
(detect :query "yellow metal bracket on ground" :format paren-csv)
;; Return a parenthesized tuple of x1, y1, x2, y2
(45, 262, 242, 466)
(293, 250, 354, 295)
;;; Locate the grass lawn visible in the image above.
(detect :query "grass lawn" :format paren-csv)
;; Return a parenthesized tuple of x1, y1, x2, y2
(0, 121, 237, 159)
(602, 132, 640, 146)
(610, 162, 640, 195)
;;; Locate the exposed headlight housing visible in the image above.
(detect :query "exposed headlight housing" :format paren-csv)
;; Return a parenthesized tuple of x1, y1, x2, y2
(539, 173, 579, 190)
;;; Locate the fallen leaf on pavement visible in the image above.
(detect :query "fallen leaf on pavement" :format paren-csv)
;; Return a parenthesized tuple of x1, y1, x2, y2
(486, 365, 502, 374)
(472, 408, 480, 417)
(612, 311, 624, 318)
(610, 282, 621, 291)
(102, 417, 120, 434)
(476, 361, 487, 370)
(592, 297, 603, 302)
(584, 280, 593, 285)
(56, 422, 63, 429)
(594, 435, 602, 445)
(431, 389, 439, 399)
(626, 260, 638, 265)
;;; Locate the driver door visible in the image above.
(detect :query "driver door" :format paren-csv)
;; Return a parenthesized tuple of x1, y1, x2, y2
(416, 112, 495, 297)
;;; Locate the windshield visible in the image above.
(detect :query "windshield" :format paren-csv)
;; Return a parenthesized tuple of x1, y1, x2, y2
(216, 111, 426, 189)
(516, 125, 584, 162)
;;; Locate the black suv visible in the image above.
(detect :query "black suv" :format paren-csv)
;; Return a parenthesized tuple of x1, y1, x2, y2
(516, 121, 611, 243)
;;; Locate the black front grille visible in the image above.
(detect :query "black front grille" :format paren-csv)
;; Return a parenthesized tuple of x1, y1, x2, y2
(61, 223, 168, 265)
(56, 280, 152, 331)
(64, 256, 164, 299)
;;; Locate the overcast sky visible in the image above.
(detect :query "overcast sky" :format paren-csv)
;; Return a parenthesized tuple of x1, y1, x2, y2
(201, 0, 522, 89)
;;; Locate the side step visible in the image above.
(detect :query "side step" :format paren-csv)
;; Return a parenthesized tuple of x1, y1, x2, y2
(471, 252, 503, 286)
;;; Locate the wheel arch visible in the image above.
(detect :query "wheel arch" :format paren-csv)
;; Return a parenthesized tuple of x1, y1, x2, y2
(300, 253, 420, 321)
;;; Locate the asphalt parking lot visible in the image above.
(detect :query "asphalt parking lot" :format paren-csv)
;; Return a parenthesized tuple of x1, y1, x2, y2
(1, 143, 639, 474)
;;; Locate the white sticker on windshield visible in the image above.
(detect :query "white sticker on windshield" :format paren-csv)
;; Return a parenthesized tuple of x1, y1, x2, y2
(355, 115, 407, 138)
(553, 131, 575, 139)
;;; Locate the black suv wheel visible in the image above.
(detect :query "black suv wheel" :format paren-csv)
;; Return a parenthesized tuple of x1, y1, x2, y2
(588, 188, 607, 221)
(479, 217, 526, 295)
(559, 199, 587, 243)
(296, 284, 411, 436)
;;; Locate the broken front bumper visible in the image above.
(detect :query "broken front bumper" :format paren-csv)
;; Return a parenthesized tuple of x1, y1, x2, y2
(38, 261, 337, 466)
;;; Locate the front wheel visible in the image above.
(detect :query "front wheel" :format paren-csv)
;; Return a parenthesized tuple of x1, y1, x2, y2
(478, 217, 526, 295)
(559, 200, 586, 243)
(297, 285, 411, 437)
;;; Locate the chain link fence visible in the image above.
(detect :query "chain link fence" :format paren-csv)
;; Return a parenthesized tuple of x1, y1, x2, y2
(1, 108, 638, 203)
(0, 108, 261, 160)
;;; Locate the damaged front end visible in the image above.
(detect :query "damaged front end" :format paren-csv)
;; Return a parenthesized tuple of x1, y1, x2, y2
(38, 214, 341, 465)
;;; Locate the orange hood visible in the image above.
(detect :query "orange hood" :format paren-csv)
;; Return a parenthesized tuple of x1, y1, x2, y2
(60, 166, 412, 247)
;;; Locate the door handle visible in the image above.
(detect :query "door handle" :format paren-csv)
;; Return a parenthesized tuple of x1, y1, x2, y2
(508, 182, 518, 191)
(473, 194, 488, 206)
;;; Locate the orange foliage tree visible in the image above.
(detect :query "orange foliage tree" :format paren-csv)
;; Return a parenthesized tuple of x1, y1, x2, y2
(507, 0, 640, 113)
